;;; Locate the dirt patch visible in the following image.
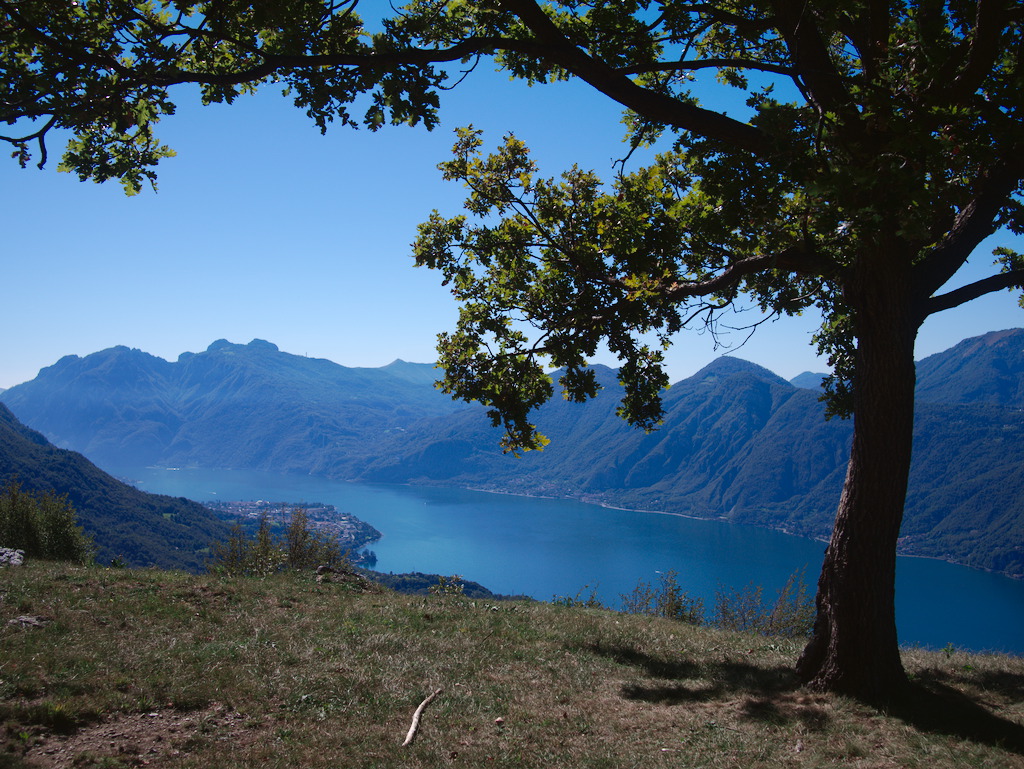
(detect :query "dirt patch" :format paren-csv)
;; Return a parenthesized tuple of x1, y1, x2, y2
(21, 703, 257, 768)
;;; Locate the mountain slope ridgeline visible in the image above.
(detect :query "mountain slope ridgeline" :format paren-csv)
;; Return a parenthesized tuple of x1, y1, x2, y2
(4, 331, 1023, 578)
(0, 402, 230, 570)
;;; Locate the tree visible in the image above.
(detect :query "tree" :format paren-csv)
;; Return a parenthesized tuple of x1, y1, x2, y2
(208, 509, 346, 576)
(2, 0, 1022, 700)
(0, 480, 95, 564)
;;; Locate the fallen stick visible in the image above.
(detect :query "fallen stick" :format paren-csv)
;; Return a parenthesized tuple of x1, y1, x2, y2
(402, 687, 444, 746)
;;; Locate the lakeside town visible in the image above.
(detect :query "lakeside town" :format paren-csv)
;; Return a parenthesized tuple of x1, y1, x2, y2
(203, 499, 381, 564)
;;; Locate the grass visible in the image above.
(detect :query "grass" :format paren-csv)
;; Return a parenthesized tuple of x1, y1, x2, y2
(1, 561, 1022, 768)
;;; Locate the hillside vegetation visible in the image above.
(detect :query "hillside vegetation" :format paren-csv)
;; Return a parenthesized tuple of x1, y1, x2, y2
(0, 404, 229, 571)
(3, 331, 1024, 577)
(1, 561, 1022, 768)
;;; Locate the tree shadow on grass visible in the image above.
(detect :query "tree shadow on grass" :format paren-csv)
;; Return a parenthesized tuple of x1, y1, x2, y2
(585, 641, 797, 705)
(974, 669, 1024, 700)
(882, 677, 1024, 755)
(586, 640, 1024, 755)
(588, 641, 834, 731)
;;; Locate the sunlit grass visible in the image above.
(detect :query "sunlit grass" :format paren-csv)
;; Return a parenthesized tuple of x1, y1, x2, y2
(1, 561, 1022, 768)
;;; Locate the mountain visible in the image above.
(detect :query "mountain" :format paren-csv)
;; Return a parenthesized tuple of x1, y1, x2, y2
(915, 328, 1024, 407)
(4, 331, 1023, 578)
(789, 371, 827, 390)
(1, 339, 463, 475)
(0, 403, 230, 570)
(357, 337, 1024, 577)
(358, 357, 850, 521)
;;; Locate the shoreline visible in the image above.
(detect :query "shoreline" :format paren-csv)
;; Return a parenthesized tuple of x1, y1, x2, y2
(434, 481, 1014, 578)
(124, 468, 1021, 582)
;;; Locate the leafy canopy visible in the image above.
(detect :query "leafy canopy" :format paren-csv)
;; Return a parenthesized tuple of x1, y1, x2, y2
(3, 1, 1022, 444)
(407, 1, 1024, 447)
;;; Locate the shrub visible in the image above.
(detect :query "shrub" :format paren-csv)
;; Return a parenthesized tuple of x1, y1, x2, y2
(714, 568, 815, 638)
(767, 567, 816, 637)
(620, 570, 704, 624)
(209, 510, 348, 577)
(0, 481, 94, 564)
(613, 567, 814, 638)
(714, 581, 769, 633)
(428, 574, 466, 596)
(552, 584, 604, 608)
(285, 508, 346, 570)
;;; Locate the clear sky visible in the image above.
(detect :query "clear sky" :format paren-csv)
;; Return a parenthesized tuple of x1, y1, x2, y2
(2, 64, 1021, 390)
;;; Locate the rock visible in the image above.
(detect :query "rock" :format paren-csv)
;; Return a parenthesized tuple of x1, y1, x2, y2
(0, 548, 25, 567)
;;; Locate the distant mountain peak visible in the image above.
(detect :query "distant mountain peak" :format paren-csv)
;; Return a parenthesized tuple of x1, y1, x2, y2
(916, 328, 1024, 407)
(204, 339, 280, 354)
(381, 359, 443, 386)
(689, 355, 791, 387)
(790, 372, 828, 391)
(247, 339, 279, 352)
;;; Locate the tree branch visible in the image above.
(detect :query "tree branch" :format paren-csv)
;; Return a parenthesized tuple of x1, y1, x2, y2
(496, 0, 772, 155)
(925, 269, 1024, 315)
(4, 0, 776, 155)
(936, 0, 1009, 102)
(0, 114, 58, 169)
(913, 158, 1024, 306)
(115, 37, 511, 88)
(666, 244, 838, 301)
(0, 0, 135, 79)
(402, 687, 443, 747)
(837, 0, 891, 83)
(665, 250, 785, 301)
(769, 0, 860, 129)
(617, 57, 795, 78)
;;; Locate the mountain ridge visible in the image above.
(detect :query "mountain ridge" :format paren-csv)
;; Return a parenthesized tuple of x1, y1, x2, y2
(2, 339, 464, 474)
(3, 330, 1023, 578)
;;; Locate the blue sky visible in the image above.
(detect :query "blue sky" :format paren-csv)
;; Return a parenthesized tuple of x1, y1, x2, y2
(2, 66, 1021, 390)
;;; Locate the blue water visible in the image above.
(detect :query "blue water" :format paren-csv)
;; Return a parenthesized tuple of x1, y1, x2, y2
(119, 466, 1024, 656)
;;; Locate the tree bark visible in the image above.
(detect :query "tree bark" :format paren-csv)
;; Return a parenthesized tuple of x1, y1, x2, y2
(796, 255, 920, 701)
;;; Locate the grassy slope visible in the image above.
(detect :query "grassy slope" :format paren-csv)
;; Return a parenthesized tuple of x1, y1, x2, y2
(1, 562, 1023, 769)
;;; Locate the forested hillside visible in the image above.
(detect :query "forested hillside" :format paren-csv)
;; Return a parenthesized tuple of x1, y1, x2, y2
(4, 331, 1023, 578)
(0, 403, 230, 570)
(359, 350, 1024, 577)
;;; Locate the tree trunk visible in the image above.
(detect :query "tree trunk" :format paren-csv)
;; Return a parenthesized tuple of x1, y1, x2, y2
(796, 259, 920, 701)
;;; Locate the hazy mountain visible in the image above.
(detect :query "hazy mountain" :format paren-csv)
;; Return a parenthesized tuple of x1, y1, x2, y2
(2, 339, 463, 475)
(358, 336, 1024, 577)
(4, 331, 1022, 578)
(789, 371, 828, 390)
(915, 328, 1024, 407)
(0, 403, 230, 570)
(359, 357, 849, 520)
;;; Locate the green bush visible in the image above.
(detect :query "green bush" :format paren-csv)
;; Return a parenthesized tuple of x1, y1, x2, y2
(620, 570, 704, 624)
(615, 567, 814, 638)
(0, 481, 94, 564)
(714, 568, 815, 638)
(284, 509, 347, 571)
(428, 574, 466, 596)
(552, 584, 604, 608)
(209, 510, 348, 577)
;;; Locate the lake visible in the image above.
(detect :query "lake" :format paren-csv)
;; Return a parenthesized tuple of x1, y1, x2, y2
(118, 465, 1024, 656)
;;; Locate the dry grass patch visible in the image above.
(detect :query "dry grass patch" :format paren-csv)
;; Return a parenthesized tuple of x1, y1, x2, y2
(1, 561, 1022, 768)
